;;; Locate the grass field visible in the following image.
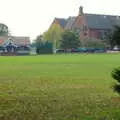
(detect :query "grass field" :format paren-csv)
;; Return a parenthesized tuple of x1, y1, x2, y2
(0, 54, 120, 120)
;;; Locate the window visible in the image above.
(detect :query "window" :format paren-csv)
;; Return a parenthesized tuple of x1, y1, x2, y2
(84, 32, 87, 36)
(83, 25, 88, 32)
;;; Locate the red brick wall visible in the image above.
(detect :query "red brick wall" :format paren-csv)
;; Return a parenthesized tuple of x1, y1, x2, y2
(88, 28, 109, 39)
(88, 29, 100, 39)
(72, 15, 89, 40)
(72, 14, 109, 40)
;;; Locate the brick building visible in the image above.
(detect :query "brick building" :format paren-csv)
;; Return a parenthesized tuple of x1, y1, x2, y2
(52, 6, 120, 40)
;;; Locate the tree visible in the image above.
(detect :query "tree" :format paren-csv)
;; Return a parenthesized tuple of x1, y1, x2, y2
(112, 67, 120, 95)
(34, 35, 53, 54)
(34, 35, 44, 54)
(111, 26, 120, 48)
(102, 30, 113, 49)
(0, 23, 9, 36)
(35, 35, 43, 44)
(43, 24, 64, 51)
(60, 31, 81, 50)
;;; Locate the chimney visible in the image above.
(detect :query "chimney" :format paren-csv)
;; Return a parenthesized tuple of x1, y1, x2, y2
(79, 6, 84, 15)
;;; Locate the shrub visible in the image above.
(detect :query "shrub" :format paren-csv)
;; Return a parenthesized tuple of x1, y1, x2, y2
(82, 39, 106, 49)
(112, 67, 120, 94)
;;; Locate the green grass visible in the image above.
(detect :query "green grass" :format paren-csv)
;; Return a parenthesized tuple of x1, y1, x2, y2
(0, 54, 120, 120)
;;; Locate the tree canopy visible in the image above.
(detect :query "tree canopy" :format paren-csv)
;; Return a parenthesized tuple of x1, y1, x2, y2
(111, 26, 120, 48)
(60, 31, 81, 50)
(43, 24, 64, 48)
(0, 23, 9, 36)
(35, 35, 43, 44)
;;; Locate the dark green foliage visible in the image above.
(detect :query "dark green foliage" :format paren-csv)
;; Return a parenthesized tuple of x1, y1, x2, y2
(111, 26, 120, 48)
(34, 35, 53, 54)
(36, 41, 53, 54)
(102, 30, 113, 49)
(0, 31, 8, 36)
(112, 67, 120, 83)
(113, 84, 120, 94)
(0, 24, 9, 36)
(112, 67, 120, 94)
(60, 31, 81, 50)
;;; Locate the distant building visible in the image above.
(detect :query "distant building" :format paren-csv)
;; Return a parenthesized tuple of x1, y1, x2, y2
(0, 36, 30, 46)
(0, 36, 30, 55)
(51, 6, 120, 40)
(0, 23, 31, 55)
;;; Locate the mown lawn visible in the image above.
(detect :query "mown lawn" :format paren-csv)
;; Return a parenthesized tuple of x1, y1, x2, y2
(0, 54, 120, 120)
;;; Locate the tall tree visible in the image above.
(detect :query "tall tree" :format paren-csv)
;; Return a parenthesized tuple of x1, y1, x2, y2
(0, 24, 9, 36)
(60, 31, 81, 50)
(34, 35, 43, 53)
(35, 35, 43, 44)
(34, 35, 53, 54)
(43, 24, 64, 51)
(103, 30, 113, 49)
(111, 26, 120, 48)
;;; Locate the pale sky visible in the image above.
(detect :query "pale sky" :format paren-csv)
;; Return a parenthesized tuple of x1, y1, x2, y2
(0, 0, 120, 41)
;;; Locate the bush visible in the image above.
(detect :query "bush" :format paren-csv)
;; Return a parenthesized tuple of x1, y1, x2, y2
(82, 39, 106, 49)
(112, 67, 120, 94)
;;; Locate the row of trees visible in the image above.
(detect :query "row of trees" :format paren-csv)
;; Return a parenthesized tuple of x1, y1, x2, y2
(43, 24, 82, 50)
(34, 24, 81, 52)
(34, 24, 120, 52)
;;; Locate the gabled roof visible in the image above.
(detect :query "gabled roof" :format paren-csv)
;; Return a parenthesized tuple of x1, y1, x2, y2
(54, 13, 120, 30)
(85, 14, 120, 29)
(64, 17, 76, 30)
(55, 18, 68, 28)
